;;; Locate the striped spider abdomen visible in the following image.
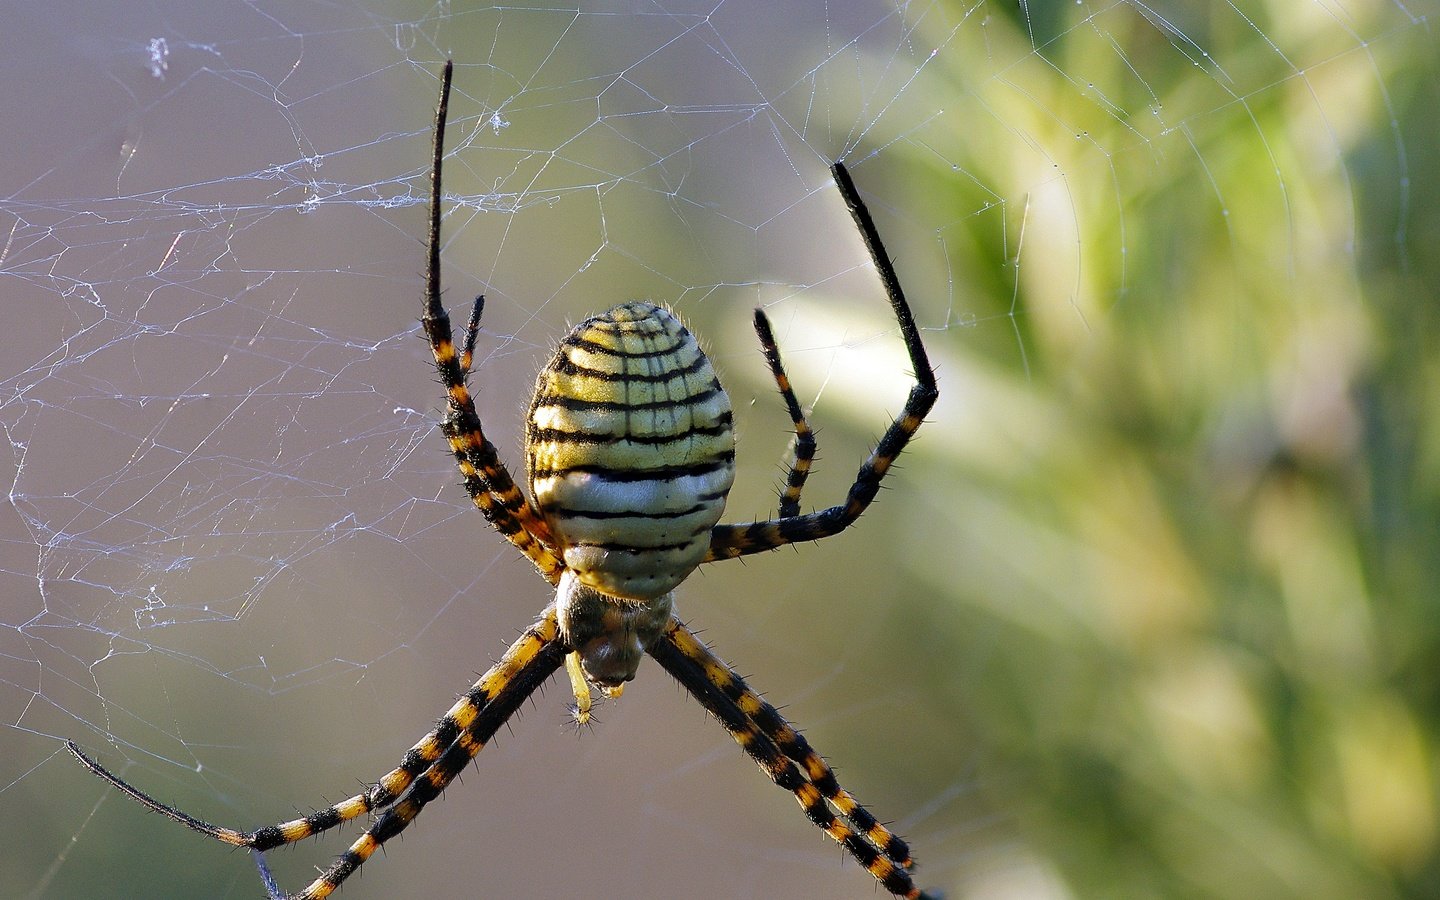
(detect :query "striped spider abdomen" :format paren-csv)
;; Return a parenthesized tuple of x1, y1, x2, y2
(527, 301, 736, 603)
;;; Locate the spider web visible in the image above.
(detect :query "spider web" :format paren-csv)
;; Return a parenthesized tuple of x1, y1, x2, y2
(2, 1, 1435, 898)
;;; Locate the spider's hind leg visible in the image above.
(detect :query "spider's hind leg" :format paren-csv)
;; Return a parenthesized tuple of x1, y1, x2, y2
(704, 161, 938, 563)
(421, 60, 562, 583)
(752, 308, 817, 519)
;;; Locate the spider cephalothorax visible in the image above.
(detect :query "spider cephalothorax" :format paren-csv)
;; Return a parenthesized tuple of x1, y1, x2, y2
(71, 59, 939, 900)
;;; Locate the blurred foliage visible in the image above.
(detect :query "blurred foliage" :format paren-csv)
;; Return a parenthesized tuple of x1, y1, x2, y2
(873, 2, 1440, 898)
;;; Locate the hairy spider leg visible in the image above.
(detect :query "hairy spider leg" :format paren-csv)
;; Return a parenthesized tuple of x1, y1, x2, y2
(291, 612, 566, 899)
(67, 610, 565, 891)
(751, 308, 818, 519)
(649, 619, 934, 899)
(422, 59, 563, 584)
(705, 161, 938, 561)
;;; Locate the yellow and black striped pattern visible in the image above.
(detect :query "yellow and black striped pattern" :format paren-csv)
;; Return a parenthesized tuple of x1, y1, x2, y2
(67, 610, 566, 900)
(750, 308, 817, 519)
(528, 301, 735, 601)
(650, 619, 926, 900)
(704, 160, 937, 560)
(291, 609, 564, 899)
(423, 299, 565, 586)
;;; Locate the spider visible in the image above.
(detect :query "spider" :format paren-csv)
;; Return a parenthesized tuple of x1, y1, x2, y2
(69, 60, 939, 900)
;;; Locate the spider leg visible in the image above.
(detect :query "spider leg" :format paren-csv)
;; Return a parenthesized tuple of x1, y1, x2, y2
(424, 59, 563, 584)
(459, 289, 483, 374)
(293, 609, 566, 899)
(649, 618, 934, 900)
(69, 609, 566, 898)
(706, 161, 938, 562)
(752, 308, 817, 519)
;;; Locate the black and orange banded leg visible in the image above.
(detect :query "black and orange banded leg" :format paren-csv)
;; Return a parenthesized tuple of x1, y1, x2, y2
(422, 59, 563, 585)
(293, 611, 566, 899)
(649, 619, 933, 900)
(68, 610, 567, 899)
(660, 620, 915, 867)
(752, 308, 817, 519)
(707, 161, 937, 562)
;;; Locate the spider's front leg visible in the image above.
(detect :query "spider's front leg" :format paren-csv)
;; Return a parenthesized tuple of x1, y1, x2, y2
(68, 609, 568, 899)
(291, 610, 567, 899)
(649, 619, 935, 899)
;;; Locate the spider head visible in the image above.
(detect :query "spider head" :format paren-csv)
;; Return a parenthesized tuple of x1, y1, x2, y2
(556, 569, 674, 688)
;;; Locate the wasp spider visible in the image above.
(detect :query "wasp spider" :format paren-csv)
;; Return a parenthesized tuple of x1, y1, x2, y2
(70, 60, 939, 899)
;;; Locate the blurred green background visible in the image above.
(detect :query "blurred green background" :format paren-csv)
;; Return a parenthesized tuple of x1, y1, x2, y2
(2, 2, 1438, 898)
(875, 3, 1440, 898)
